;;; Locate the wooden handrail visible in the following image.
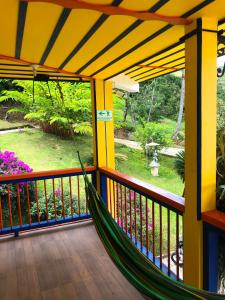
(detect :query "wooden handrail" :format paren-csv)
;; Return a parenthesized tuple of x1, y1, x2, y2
(0, 166, 96, 183)
(99, 167, 185, 213)
(202, 210, 225, 231)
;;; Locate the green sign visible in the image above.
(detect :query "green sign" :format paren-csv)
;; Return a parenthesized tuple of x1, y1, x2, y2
(97, 110, 112, 121)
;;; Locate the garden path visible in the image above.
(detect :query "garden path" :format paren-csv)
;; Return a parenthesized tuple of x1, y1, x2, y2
(114, 138, 183, 157)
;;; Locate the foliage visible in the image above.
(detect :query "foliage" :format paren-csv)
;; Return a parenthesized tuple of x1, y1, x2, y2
(123, 75, 181, 125)
(135, 122, 172, 148)
(174, 151, 185, 182)
(30, 190, 86, 221)
(0, 150, 33, 176)
(0, 80, 92, 137)
(0, 151, 35, 224)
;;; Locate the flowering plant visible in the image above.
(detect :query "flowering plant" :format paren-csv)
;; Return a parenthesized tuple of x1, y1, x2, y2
(0, 151, 33, 176)
(0, 151, 34, 225)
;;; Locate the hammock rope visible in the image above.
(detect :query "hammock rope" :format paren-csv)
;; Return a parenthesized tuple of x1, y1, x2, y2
(78, 153, 224, 300)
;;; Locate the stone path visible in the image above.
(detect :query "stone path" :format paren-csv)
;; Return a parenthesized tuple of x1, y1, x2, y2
(0, 128, 29, 134)
(114, 138, 183, 157)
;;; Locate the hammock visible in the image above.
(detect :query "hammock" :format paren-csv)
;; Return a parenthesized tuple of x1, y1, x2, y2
(78, 155, 224, 300)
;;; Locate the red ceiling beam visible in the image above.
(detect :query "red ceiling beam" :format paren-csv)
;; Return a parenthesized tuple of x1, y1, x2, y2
(21, 0, 192, 26)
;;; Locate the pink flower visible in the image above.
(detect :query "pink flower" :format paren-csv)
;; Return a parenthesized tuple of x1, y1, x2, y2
(130, 191, 135, 201)
(117, 218, 122, 227)
(54, 188, 61, 198)
(148, 223, 153, 230)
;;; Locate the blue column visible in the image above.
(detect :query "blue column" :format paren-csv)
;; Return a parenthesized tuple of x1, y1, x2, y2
(203, 223, 219, 292)
(100, 173, 107, 206)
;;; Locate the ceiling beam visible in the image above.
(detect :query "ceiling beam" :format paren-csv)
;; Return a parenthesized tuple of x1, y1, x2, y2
(76, 0, 171, 74)
(58, 0, 122, 70)
(22, 0, 191, 25)
(103, 0, 214, 80)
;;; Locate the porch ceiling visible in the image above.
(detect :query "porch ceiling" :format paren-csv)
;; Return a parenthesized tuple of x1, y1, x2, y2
(0, 0, 225, 82)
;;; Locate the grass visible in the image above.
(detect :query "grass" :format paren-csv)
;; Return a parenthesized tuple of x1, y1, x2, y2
(0, 119, 28, 130)
(115, 144, 184, 196)
(0, 128, 183, 195)
(0, 128, 93, 171)
(1, 128, 183, 255)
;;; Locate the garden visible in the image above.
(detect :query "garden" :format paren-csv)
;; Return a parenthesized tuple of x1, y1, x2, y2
(0, 74, 224, 281)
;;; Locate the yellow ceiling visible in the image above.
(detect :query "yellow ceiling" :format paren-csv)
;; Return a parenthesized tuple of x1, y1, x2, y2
(0, 0, 224, 83)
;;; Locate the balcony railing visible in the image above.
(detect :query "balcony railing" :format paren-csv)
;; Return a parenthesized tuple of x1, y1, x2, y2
(0, 165, 185, 281)
(99, 167, 185, 281)
(0, 166, 96, 236)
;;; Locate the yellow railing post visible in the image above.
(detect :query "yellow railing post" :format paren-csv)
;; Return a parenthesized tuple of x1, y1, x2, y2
(91, 79, 115, 214)
(184, 18, 218, 288)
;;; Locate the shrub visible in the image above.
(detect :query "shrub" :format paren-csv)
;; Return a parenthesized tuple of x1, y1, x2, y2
(135, 122, 172, 149)
(0, 150, 33, 197)
(0, 151, 34, 225)
(30, 190, 86, 221)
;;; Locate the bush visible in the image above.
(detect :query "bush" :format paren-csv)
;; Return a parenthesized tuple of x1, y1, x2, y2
(0, 151, 34, 225)
(0, 150, 33, 199)
(135, 122, 172, 149)
(30, 190, 86, 221)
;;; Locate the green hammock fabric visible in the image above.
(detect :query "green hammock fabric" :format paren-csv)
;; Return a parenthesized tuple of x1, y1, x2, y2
(78, 158, 224, 300)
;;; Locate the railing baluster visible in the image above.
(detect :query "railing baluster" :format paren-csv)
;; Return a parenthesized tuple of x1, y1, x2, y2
(160, 205, 162, 270)
(69, 177, 73, 216)
(152, 201, 155, 262)
(16, 184, 22, 226)
(125, 187, 128, 234)
(7, 185, 13, 227)
(176, 213, 180, 280)
(167, 208, 171, 276)
(146, 197, 149, 254)
(109, 179, 112, 215)
(134, 191, 137, 243)
(0, 195, 3, 230)
(129, 190, 132, 240)
(61, 178, 65, 218)
(52, 178, 57, 219)
(35, 181, 40, 223)
(77, 176, 80, 216)
(44, 180, 48, 221)
(26, 183, 31, 225)
(113, 180, 116, 219)
(120, 184, 123, 230)
(140, 195, 143, 249)
(85, 176, 89, 215)
(116, 182, 119, 223)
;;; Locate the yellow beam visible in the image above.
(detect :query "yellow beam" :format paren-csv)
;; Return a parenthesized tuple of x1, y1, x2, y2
(184, 18, 217, 288)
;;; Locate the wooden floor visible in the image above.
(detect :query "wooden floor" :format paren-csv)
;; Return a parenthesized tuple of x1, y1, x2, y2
(0, 221, 144, 300)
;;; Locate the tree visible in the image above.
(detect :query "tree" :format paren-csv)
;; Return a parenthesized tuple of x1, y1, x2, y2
(173, 70, 185, 140)
(0, 80, 92, 136)
(125, 74, 181, 125)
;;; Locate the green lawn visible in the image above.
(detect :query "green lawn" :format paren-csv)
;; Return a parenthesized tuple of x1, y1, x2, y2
(0, 128, 93, 171)
(0, 128, 183, 195)
(115, 144, 183, 196)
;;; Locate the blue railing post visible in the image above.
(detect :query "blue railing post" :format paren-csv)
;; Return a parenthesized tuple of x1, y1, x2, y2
(100, 173, 107, 206)
(203, 223, 219, 292)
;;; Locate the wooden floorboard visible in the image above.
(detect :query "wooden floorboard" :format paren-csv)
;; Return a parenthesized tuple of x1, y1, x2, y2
(0, 221, 144, 300)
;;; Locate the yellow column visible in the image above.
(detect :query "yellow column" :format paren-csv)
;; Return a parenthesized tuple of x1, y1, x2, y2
(184, 18, 217, 287)
(91, 79, 115, 202)
(91, 79, 115, 169)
